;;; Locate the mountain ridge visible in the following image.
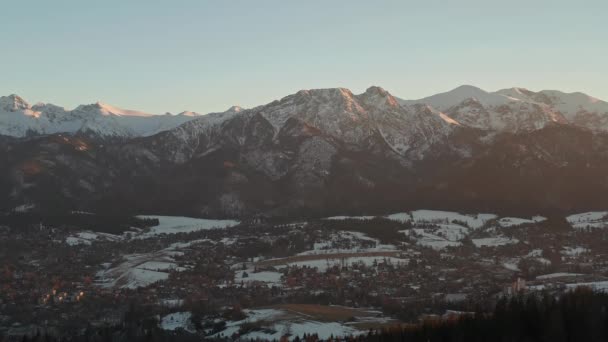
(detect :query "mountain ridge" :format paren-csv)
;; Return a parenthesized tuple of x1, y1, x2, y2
(2, 85, 608, 218)
(3, 85, 608, 138)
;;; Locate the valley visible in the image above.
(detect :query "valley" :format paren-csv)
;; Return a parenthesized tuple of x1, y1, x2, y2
(2, 209, 608, 339)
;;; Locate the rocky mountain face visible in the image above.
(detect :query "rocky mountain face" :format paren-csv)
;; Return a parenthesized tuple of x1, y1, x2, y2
(2, 86, 608, 218)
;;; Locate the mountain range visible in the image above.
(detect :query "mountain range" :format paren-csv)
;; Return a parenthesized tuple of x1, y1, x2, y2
(2, 85, 608, 218)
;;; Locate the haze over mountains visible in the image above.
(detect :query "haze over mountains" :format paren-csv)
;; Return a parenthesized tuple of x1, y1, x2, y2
(2, 85, 608, 217)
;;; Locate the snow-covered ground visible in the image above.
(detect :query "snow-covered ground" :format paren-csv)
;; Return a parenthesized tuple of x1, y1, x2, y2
(384, 212, 412, 223)
(297, 231, 397, 256)
(234, 270, 283, 287)
(95, 249, 187, 289)
(409, 210, 496, 229)
(211, 308, 370, 340)
(281, 256, 408, 273)
(498, 216, 546, 227)
(323, 215, 375, 221)
(65, 215, 239, 244)
(402, 229, 462, 250)
(243, 320, 360, 341)
(566, 281, 608, 292)
(65, 231, 122, 246)
(536, 273, 583, 280)
(136, 215, 240, 238)
(566, 211, 608, 230)
(13, 204, 35, 213)
(160, 312, 194, 332)
(323, 210, 496, 228)
(562, 246, 589, 257)
(503, 260, 520, 272)
(93, 236, 225, 289)
(472, 236, 519, 247)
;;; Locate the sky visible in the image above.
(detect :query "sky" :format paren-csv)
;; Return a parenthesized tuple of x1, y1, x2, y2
(1, 0, 606, 114)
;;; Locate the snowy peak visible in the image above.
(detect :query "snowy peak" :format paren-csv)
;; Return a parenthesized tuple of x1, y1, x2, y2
(358, 86, 400, 109)
(292, 88, 359, 109)
(401, 85, 514, 111)
(226, 105, 243, 113)
(538, 90, 608, 117)
(177, 111, 201, 117)
(0, 96, 201, 138)
(2, 85, 608, 139)
(496, 87, 536, 99)
(0, 94, 30, 112)
(74, 102, 154, 117)
(399, 85, 608, 132)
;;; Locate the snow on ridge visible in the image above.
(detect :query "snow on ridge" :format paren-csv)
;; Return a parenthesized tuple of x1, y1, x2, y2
(94, 102, 154, 117)
(0, 95, 210, 137)
(400, 85, 515, 111)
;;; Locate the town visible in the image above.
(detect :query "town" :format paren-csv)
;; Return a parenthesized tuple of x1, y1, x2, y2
(2, 210, 608, 340)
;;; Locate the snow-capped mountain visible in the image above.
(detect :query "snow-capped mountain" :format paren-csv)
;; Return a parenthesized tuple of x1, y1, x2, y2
(400, 85, 608, 132)
(0, 94, 210, 138)
(3, 85, 608, 218)
(147, 86, 460, 167)
(3, 85, 608, 139)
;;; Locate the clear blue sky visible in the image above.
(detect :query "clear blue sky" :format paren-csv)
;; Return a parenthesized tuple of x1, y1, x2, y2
(1, 0, 606, 114)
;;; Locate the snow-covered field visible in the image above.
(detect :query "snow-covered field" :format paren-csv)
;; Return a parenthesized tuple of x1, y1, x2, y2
(324, 215, 375, 221)
(472, 236, 519, 247)
(536, 273, 583, 280)
(324, 210, 554, 231)
(159, 312, 194, 332)
(385, 212, 412, 223)
(234, 270, 283, 287)
(356, 210, 599, 231)
(402, 229, 462, 250)
(95, 246, 189, 289)
(566, 281, 608, 292)
(408, 210, 496, 229)
(562, 246, 589, 257)
(65, 231, 122, 246)
(211, 307, 379, 340)
(566, 211, 608, 230)
(323, 210, 497, 228)
(281, 256, 408, 273)
(297, 231, 397, 256)
(65, 215, 239, 245)
(243, 320, 360, 341)
(498, 216, 546, 227)
(136, 215, 240, 238)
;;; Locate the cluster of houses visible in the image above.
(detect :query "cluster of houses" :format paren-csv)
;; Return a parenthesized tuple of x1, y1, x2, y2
(3, 214, 608, 338)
